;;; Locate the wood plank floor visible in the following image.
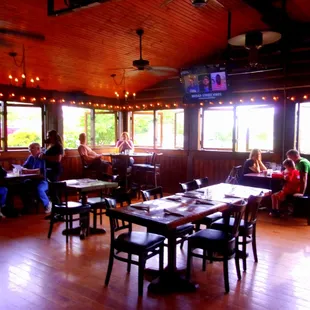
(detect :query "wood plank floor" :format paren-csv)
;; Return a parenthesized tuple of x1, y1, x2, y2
(1, 206, 310, 310)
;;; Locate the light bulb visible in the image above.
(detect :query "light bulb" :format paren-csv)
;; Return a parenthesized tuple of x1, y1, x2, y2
(22, 74, 26, 79)
(36, 77, 40, 81)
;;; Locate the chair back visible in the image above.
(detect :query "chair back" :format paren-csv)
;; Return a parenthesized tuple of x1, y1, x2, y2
(222, 203, 246, 238)
(141, 186, 163, 201)
(111, 155, 130, 175)
(105, 198, 132, 242)
(244, 195, 262, 225)
(49, 181, 68, 207)
(144, 152, 154, 165)
(179, 180, 198, 192)
(194, 177, 209, 188)
(225, 165, 243, 185)
(151, 153, 163, 166)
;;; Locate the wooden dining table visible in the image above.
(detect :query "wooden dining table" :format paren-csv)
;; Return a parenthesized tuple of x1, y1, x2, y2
(243, 172, 283, 192)
(62, 178, 118, 236)
(106, 183, 271, 294)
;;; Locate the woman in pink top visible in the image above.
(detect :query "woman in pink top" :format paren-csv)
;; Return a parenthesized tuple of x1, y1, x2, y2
(116, 132, 134, 154)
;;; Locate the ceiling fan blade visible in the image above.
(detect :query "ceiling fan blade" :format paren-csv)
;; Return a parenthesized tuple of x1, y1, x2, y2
(160, 0, 175, 7)
(0, 28, 45, 41)
(148, 66, 178, 73)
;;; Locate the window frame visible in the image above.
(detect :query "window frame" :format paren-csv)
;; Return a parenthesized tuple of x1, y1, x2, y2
(200, 103, 275, 153)
(5, 101, 45, 150)
(131, 109, 185, 149)
(294, 101, 310, 154)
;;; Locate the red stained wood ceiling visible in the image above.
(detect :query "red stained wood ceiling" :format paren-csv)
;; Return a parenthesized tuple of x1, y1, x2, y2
(0, 0, 307, 98)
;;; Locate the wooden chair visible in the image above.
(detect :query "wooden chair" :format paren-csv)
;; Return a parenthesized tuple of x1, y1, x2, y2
(104, 198, 165, 296)
(186, 203, 246, 293)
(194, 177, 209, 188)
(111, 155, 131, 190)
(47, 181, 91, 243)
(211, 196, 262, 271)
(179, 180, 198, 192)
(180, 179, 222, 231)
(141, 187, 194, 249)
(225, 165, 243, 185)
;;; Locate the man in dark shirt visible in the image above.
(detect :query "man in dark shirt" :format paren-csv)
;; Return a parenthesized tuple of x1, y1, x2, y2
(22, 142, 51, 213)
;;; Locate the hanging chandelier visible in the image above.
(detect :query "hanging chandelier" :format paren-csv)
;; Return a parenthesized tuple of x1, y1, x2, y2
(111, 72, 136, 102)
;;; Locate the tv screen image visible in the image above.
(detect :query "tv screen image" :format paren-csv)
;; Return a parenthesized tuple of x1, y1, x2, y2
(181, 65, 228, 102)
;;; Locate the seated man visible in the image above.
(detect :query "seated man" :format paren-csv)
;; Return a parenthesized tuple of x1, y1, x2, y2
(78, 133, 111, 174)
(21, 142, 51, 214)
(286, 149, 310, 195)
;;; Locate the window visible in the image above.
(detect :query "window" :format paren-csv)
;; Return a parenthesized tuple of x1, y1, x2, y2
(132, 111, 154, 147)
(7, 102, 42, 148)
(62, 106, 91, 148)
(201, 104, 275, 151)
(236, 105, 274, 152)
(94, 110, 117, 146)
(202, 107, 233, 150)
(296, 102, 310, 154)
(132, 109, 184, 149)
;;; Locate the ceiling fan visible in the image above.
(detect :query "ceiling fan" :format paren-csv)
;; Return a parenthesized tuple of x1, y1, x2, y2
(0, 25, 45, 47)
(109, 29, 178, 76)
(161, 0, 224, 8)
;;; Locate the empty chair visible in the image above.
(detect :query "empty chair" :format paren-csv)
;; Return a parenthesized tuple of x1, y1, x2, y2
(47, 181, 91, 243)
(194, 177, 209, 188)
(141, 187, 194, 249)
(225, 165, 243, 185)
(111, 155, 131, 190)
(211, 196, 262, 271)
(179, 180, 198, 192)
(180, 179, 222, 231)
(186, 203, 246, 293)
(104, 198, 165, 296)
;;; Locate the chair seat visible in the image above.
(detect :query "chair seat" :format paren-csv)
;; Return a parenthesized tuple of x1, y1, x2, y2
(211, 218, 253, 235)
(175, 223, 194, 234)
(54, 202, 91, 214)
(133, 164, 154, 169)
(188, 229, 235, 253)
(87, 197, 106, 206)
(193, 212, 223, 226)
(115, 232, 165, 254)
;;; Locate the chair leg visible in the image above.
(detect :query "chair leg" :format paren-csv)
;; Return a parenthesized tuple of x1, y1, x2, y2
(202, 249, 207, 271)
(47, 212, 55, 239)
(127, 254, 132, 273)
(186, 244, 192, 281)
(105, 247, 115, 286)
(159, 245, 164, 272)
(252, 225, 258, 263)
(69, 215, 73, 229)
(100, 209, 103, 225)
(235, 249, 242, 280)
(180, 237, 185, 249)
(223, 257, 230, 293)
(65, 215, 69, 244)
(195, 223, 200, 231)
(138, 256, 146, 296)
(242, 235, 247, 271)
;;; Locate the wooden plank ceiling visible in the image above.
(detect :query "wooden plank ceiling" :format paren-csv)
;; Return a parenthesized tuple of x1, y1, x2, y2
(0, 0, 308, 98)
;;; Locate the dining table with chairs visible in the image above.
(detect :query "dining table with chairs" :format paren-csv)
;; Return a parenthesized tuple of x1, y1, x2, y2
(106, 182, 271, 294)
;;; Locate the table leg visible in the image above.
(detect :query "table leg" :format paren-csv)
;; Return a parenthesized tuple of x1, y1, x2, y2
(147, 231, 198, 294)
(89, 208, 106, 234)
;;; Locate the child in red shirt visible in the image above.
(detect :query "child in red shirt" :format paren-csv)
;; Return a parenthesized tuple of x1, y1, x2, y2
(270, 159, 300, 217)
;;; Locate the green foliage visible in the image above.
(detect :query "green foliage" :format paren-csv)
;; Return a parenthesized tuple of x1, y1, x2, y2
(8, 131, 40, 147)
(95, 113, 116, 145)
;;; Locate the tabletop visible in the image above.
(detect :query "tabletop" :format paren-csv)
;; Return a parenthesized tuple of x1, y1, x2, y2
(64, 178, 118, 192)
(244, 171, 283, 179)
(107, 183, 271, 231)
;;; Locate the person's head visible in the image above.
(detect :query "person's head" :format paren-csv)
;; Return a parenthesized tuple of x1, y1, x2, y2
(286, 149, 300, 162)
(79, 133, 86, 144)
(121, 132, 130, 141)
(249, 148, 262, 161)
(216, 74, 221, 85)
(46, 130, 62, 146)
(202, 76, 210, 86)
(283, 158, 295, 171)
(28, 142, 41, 156)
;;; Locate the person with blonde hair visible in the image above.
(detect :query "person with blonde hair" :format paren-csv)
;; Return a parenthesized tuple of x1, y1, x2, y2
(116, 132, 134, 154)
(243, 148, 267, 175)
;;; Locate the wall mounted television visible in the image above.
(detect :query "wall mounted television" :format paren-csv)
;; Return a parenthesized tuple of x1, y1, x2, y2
(180, 65, 228, 102)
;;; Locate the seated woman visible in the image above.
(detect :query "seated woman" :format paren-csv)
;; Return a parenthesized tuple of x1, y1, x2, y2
(270, 158, 301, 217)
(116, 132, 134, 165)
(78, 133, 111, 174)
(243, 149, 267, 174)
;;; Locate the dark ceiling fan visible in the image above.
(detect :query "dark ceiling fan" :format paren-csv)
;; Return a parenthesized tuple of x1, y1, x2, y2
(0, 26, 45, 47)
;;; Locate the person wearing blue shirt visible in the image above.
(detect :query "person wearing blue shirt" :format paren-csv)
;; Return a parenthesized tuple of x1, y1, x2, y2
(22, 142, 51, 214)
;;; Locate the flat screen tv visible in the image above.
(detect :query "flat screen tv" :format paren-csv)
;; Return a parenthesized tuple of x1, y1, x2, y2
(180, 65, 228, 102)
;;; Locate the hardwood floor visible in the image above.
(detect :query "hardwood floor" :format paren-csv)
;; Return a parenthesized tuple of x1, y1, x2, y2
(1, 207, 310, 310)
